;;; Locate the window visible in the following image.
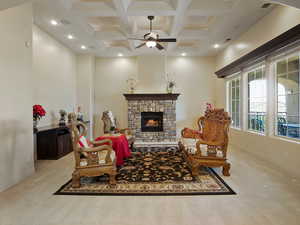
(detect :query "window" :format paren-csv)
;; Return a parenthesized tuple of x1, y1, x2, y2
(228, 77, 241, 128)
(223, 47, 300, 143)
(276, 55, 300, 139)
(247, 66, 266, 133)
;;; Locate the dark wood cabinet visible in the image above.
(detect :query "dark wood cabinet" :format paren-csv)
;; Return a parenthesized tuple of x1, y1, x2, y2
(36, 125, 73, 160)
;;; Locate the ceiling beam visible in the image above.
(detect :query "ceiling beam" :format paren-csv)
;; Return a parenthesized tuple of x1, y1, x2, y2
(112, 0, 135, 51)
(167, 0, 192, 51)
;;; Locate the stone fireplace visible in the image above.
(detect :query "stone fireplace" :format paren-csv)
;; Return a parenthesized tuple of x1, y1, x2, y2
(124, 93, 180, 144)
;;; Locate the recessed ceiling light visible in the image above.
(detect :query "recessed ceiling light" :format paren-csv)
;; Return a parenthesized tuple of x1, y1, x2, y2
(50, 20, 58, 26)
(67, 34, 74, 40)
(81, 45, 87, 50)
(118, 53, 123, 57)
(181, 53, 186, 56)
(213, 44, 220, 49)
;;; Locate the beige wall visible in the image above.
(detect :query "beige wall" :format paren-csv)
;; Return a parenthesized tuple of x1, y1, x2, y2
(0, 3, 34, 192)
(216, 6, 300, 70)
(94, 57, 137, 137)
(215, 5, 300, 179)
(216, 6, 300, 108)
(94, 56, 216, 138)
(33, 25, 77, 127)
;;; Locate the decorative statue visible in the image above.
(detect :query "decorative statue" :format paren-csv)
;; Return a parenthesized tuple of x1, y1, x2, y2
(102, 110, 117, 133)
(77, 106, 84, 121)
(59, 109, 67, 126)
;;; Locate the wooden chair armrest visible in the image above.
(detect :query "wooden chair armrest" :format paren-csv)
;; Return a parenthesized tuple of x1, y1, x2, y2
(181, 128, 203, 139)
(90, 139, 112, 147)
(79, 145, 113, 153)
(196, 139, 224, 147)
(119, 128, 132, 135)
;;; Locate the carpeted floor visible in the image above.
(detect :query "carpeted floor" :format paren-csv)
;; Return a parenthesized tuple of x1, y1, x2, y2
(55, 147, 235, 196)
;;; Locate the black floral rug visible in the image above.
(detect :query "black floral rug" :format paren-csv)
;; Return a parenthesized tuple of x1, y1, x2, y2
(55, 147, 235, 196)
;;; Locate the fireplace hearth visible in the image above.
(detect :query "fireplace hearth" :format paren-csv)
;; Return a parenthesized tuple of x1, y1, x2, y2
(141, 112, 163, 132)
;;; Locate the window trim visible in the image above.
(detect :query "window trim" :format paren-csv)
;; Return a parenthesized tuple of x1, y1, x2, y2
(226, 74, 241, 129)
(273, 51, 300, 141)
(246, 65, 267, 134)
(224, 46, 300, 144)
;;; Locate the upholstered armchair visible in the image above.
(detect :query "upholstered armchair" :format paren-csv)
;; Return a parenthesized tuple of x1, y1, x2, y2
(179, 108, 231, 176)
(70, 113, 117, 187)
(101, 110, 135, 148)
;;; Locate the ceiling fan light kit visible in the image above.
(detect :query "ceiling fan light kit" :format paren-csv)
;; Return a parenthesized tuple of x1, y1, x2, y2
(146, 41, 157, 48)
(129, 16, 176, 51)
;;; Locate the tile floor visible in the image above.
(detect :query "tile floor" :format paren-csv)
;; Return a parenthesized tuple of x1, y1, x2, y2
(0, 145, 300, 225)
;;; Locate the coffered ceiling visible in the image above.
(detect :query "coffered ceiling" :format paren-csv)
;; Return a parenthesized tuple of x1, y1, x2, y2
(32, 0, 277, 57)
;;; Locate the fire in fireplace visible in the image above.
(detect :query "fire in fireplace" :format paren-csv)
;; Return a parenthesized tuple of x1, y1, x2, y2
(141, 112, 163, 132)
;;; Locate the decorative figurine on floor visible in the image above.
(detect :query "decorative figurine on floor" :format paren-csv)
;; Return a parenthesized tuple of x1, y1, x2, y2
(33, 104, 46, 131)
(59, 109, 67, 126)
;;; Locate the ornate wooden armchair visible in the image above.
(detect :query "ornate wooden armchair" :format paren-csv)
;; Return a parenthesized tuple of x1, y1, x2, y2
(70, 113, 117, 187)
(179, 108, 231, 176)
(101, 110, 135, 148)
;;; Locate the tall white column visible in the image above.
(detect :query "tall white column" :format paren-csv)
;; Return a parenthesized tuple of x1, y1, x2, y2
(76, 54, 95, 139)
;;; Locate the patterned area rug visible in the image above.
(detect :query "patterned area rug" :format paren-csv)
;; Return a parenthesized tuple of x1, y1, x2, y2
(55, 147, 235, 196)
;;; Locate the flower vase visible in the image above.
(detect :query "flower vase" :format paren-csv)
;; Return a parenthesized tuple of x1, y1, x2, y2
(33, 119, 38, 131)
(166, 86, 173, 94)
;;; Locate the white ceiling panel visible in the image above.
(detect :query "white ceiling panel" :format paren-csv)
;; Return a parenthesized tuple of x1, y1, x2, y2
(33, 0, 276, 56)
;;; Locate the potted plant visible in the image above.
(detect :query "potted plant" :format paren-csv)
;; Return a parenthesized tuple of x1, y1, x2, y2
(33, 105, 46, 130)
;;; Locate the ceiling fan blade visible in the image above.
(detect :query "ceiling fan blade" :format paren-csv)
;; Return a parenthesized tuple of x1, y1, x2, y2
(128, 38, 147, 41)
(156, 43, 164, 50)
(136, 43, 146, 49)
(157, 38, 177, 42)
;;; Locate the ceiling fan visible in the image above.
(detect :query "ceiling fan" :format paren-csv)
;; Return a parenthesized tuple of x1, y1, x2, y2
(128, 16, 176, 50)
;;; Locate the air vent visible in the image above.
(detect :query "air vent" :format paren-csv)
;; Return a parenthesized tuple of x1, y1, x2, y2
(61, 19, 71, 25)
(261, 3, 272, 8)
(225, 38, 231, 42)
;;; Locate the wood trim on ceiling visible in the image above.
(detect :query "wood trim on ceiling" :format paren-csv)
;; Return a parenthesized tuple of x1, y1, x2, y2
(215, 24, 300, 78)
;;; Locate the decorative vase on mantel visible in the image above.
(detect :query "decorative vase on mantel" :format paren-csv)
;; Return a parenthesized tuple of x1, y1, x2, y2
(126, 77, 138, 94)
(166, 81, 176, 94)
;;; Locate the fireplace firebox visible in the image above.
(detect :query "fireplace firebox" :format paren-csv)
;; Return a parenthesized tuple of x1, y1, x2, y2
(141, 112, 163, 132)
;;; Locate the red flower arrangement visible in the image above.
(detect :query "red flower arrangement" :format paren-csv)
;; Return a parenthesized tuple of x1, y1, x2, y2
(33, 104, 46, 120)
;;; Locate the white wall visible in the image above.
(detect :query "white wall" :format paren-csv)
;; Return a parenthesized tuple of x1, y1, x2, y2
(94, 56, 216, 138)
(0, 3, 34, 192)
(33, 25, 77, 127)
(215, 5, 300, 179)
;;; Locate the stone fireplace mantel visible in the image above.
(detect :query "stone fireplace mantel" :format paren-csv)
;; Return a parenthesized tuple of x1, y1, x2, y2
(124, 93, 180, 145)
(123, 93, 180, 101)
